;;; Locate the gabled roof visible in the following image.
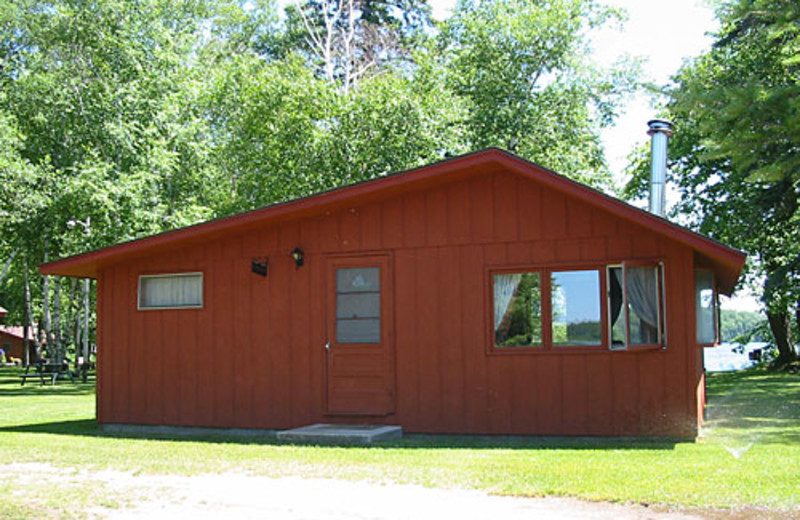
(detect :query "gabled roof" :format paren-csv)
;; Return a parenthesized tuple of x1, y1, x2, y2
(0, 306, 6, 318)
(40, 148, 746, 293)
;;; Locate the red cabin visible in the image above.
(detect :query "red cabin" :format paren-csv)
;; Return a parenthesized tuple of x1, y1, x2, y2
(41, 149, 745, 437)
(0, 326, 35, 363)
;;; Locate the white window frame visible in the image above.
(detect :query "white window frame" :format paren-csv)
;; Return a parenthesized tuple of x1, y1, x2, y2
(137, 272, 204, 310)
(607, 264, 627, 351)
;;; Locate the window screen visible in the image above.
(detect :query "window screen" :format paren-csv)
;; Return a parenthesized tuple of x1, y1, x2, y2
(138, 273, 203, 309)
(336, 267, 380, 343)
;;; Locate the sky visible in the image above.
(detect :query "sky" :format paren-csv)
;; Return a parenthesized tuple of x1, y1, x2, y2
(590, 0, 719, 176)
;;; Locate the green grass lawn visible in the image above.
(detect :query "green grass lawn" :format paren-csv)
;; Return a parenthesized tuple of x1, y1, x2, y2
(0, 367, 798, 518)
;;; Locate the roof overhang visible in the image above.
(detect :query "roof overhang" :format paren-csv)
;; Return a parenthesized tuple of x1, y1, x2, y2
(40, 149, 746, 294)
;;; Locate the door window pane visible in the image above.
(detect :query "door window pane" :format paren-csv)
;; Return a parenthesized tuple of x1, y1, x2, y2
(337, 268, 380, 293)
(336, 293, 380, 319)
(337, 319, 380, 343)
(336, 267, 380, 343)
(551, 270, 601, 346)
(493, 272, 542, 347)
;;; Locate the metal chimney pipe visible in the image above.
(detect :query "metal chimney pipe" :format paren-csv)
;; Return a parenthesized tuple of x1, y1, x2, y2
(647, 119, 674, 217)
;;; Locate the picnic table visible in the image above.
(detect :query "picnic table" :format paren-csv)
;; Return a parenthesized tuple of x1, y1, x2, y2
(19, 362, 75, 386)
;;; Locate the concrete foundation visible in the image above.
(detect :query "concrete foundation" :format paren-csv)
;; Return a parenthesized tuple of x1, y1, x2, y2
(276, 423, 403, 444)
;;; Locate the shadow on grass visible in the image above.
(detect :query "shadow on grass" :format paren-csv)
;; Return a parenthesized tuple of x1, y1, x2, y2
(0, 384, 96, 397)
(0, 418, 685, 451)
(0, 369, 96, 397)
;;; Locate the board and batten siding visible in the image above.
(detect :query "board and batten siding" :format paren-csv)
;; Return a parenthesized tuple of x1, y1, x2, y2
(96, 170, 702, 436)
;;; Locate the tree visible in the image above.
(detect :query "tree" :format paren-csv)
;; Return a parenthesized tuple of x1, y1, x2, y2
(0, 0, 226, 362)
(273, 0, 434, 92)
(205, 52, 465, 210)
(721, 310, 768, 343)
(627, 0, 799, 366)
(440, 0, 638, 189)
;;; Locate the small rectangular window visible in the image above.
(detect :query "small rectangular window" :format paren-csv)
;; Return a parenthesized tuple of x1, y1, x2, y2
(138, 273, 203, 310)
(695, 269, 718, 345)
(493, 272, 542, 347)
(551, 270, 602, 346)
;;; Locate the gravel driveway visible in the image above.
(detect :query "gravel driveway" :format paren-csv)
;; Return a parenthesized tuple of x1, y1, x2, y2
(8, 463, 781, 519)
(95, 470, 704, 520)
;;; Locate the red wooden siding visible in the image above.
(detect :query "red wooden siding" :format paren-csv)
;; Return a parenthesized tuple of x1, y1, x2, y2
(95, 170, 712, 436)
(0, 329, 30, 361)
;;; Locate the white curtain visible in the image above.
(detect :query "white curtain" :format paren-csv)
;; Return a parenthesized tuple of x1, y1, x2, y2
(494, 274, 522, 330)
(626, 266, 659, 343)
(140, 274, 202, 308)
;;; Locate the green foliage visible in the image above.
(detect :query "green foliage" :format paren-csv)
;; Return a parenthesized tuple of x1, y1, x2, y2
(440, 0, 638, 188)
(625, 0, 799, 364)
(721, 310, 767, 343)
(0, 0, 225, 257)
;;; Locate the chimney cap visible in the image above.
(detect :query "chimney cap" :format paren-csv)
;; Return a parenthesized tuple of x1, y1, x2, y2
(647, 119, 674, 137)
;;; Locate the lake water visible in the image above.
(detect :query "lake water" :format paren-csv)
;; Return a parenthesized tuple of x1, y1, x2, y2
(704, 342, 767, 372)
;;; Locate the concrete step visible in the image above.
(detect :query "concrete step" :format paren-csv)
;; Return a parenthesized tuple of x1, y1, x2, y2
(277, 423, 403, 444)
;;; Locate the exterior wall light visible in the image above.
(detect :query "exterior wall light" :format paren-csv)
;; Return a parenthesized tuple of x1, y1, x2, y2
(291, 248, 304, 269)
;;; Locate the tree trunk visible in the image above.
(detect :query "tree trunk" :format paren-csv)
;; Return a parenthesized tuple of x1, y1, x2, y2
(82, 278, 90, 365)
(42, 248, 53, 360)
(65, 278, 77, 364)
(67, 278, 79, 350)
(795, 301, 799, 348)
(766, 310, 797, 366)
(0, 248, 17, 286)
(22, 266, 32, 366)
(54, 277, 62, 364)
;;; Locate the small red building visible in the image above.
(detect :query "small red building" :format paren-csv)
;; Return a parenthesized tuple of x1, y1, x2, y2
(42, 149, 745, 437)
(0, 325, 35, 362)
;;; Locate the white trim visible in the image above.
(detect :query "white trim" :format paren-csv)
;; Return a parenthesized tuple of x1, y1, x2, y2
(607, 265, 626, 351)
